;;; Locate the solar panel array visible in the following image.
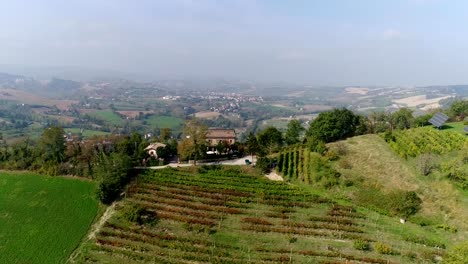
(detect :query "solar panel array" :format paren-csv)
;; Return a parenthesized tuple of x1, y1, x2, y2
(429, 112, 449, 128)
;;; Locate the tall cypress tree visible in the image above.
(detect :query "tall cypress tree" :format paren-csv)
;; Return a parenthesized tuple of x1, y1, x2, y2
(283, 152, 289, 179)
(277, 152, 284, 173)
(303, 150, 310, 184)
(289, 149, 293, 179)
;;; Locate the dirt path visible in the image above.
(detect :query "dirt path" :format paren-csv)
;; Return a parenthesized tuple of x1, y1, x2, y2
(87, 203, 116, 240)
(68, 203, 116, 263)
(265, 170, 283, 181)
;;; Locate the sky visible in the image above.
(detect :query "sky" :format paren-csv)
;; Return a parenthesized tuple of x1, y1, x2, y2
(1, 0, 468, 86)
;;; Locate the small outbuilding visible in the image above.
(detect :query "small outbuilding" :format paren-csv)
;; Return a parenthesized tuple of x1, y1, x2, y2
(145, 142, 166, 158)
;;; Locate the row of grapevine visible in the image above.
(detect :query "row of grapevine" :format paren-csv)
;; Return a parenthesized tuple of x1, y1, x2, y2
(384, 127, 468, 158)
(83, 167, 439, 264)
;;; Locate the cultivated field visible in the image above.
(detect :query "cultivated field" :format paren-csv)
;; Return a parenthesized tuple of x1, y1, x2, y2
(194, 111, 222, 119)
(65, 128, 111, 137)
(145, 115, 184, 130)
(77, 167, 447, 263)
(116, 110, 153, 119)
(392, 95, 452, 109)
(89, 110, 124, 126)
(0, 172, 99, 264)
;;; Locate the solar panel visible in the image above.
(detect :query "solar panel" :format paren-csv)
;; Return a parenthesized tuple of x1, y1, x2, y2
(429, 112, 449, 128)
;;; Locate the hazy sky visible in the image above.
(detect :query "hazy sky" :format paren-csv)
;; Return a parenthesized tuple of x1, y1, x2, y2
(1, 0, 468, 85)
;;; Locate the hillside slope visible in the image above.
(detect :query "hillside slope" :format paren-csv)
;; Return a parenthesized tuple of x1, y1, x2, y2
(74, 167, 448, 263)
(332, 134, 468, 240)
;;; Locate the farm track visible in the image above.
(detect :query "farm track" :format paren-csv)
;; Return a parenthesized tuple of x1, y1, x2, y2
(88, 203, 116, 240)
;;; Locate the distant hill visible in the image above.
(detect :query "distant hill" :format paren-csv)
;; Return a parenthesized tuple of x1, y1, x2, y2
(0, 72, 83, 99)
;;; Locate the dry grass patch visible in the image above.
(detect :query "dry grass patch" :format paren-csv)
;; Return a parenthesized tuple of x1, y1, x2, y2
(334, 134, 468, 230)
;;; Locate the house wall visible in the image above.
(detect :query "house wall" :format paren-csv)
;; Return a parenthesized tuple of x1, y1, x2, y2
(207, 138, 235, 146)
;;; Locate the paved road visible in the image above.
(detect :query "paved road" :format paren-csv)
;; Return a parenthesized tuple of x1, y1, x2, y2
(136, 156, 257, 170)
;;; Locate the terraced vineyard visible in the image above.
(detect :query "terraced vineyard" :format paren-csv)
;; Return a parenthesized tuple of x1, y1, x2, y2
(384, 127, 467, 158)
(78, 167, 445, 263)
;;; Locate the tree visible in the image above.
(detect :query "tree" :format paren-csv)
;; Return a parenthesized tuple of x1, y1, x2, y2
(305, 136, 326, 154)
(306, 108, 363, 143)
(414, 114, 432, 127)
(38, 126, 66, 163)
(95, 152, 132, 204)
(257, 127, 283, 156)
(285, 119, 304, 145)
(368, 111, 391, 133)
(178, 119, 207, 165)
(160, 128, 172, 142)
(388, 190, 422, 219)
(245, 132, 259, 162)
(448, 100, 468, 121)
(390, 108, 414, 130)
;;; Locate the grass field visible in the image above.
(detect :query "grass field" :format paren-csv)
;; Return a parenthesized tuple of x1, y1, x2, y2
(77, 167, 449, 263)
(65, 128, 111, 138)
(145, 115, 184, 130)
(0, 172, 99, 264)
(89, 110, 124, 126)
(443, 121, 467, 134)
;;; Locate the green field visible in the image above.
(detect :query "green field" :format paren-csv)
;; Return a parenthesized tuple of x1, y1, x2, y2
(145, 115, 184, 130)
(65, 128, 111, 138)
(89, 110, 124, 126)
(77, 167, 449, 263)
(0, 172, 99, 264)
(443, 121, 468, 134)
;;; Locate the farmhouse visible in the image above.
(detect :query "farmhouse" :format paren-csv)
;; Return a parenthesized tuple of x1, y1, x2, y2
(205, 128, 236, 154)
(145, 142, 166, 158)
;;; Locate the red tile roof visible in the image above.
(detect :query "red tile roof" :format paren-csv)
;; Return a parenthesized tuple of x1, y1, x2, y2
(206, 128, 236, 139)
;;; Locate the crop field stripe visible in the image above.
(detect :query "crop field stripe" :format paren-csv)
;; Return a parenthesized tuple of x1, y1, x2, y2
(127, 194, 245, 214)
(134, 186, 247, 208)
(94, 235, 253, 264)
(145, 170, 327, 201)
(0, 172, 99, 264)
(97, 228, 238, 257)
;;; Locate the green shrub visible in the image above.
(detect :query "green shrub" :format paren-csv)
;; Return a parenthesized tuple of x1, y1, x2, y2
(353, 239, 370, 251)
(306, 136, 326, 154)
(408, 215, 435, 227)
(120, 204, 156, 225)
(444, 241, 468, 264)
(388, 190, 422, 218)
(417, 153, 436, 176)
(319, 168, 341, 189)
(256, 157, 271, 174)
(374, 242, 397, 255)
(436, 224, 458, 233)
(402, 234, 445, 249)
(343, 178, 354, 187)
(324, 150, 339, 161)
